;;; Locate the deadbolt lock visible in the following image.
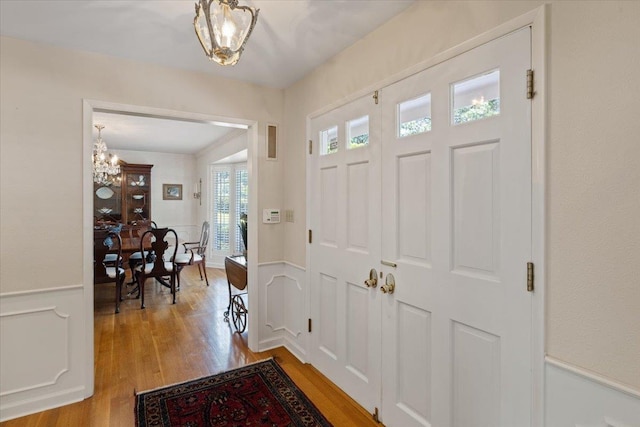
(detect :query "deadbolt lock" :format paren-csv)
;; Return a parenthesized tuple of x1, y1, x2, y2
(364, 269, 378, 288)
(381, 273, 395, 294)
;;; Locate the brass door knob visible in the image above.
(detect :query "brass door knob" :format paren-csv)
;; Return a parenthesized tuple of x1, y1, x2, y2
(381, 273, 395, 294)
(364, 268, 378, 288)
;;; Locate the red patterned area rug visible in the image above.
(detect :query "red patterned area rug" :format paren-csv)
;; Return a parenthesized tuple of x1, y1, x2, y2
(135, 358, 333, 426)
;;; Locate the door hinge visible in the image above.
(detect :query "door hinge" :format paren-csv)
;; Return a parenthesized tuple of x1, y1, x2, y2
(527, 262, 534, 292)
(308, 318, 312, 333)
(526, 69, 535, 99)
(309, 139, 312, 155)
(308, 229, 312, 244)
(373, 90, 379, 105)
(372, 407, 380, 423)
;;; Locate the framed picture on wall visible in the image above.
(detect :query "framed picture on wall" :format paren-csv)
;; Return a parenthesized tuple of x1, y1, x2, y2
(163, 184, 182, 200)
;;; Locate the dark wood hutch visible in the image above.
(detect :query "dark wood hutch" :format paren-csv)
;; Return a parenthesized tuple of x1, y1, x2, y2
(94, 161, 153, 224)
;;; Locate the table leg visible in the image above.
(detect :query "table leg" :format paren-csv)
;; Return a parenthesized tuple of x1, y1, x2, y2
(224, 280, 232, 319)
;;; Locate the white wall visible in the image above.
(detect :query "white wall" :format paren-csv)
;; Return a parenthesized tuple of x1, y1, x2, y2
(111, 149, 199, 242)
(0, 35, 283, 419)
(0, 36, 283, 295)
(282, 0, 640, 398)
(544, 0, 640, 393)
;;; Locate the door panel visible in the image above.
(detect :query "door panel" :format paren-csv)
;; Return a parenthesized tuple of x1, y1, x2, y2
(451, 321, 501, 427)
(395, 301, 432, 424)
(380, 28, 532, 427)
(380, 50, 441, 427)
(319, 273, 338, 360)
(310, 94, 382, 412)
(452, 142, 500, 277)
(347, 162, 370, 251)
(397, 152, 431, 264)
(346, 282, 370, 378)
(320, 167, 338, 245)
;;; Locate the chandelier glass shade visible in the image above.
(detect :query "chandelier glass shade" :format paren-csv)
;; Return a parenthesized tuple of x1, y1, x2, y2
(93, 125, 120, 185)
(194, 0, 259, 66)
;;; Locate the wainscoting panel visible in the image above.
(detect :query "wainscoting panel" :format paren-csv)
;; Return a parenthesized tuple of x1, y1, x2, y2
(283, 263, 307, 360)
(545, 358, 640, 427)
(264, 267, 285, 333)
(258, 262, 307, 362)
(0, 285, 87, 422)
(259, 262, 285, 352)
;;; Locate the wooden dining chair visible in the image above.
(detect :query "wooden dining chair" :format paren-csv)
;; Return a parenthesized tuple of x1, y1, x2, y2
(94, 230, 125, 313)
(134, 228, 178, 309)
(127, 220, 157, 281)
(174, 221, 210, 288)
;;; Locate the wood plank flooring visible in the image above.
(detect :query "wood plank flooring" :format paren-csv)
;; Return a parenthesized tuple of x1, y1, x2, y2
(1, 266, 376, 426)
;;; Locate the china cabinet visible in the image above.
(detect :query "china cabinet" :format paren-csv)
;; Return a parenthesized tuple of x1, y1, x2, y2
(120, 163, 153, 224)
(94, 161, 153, 224)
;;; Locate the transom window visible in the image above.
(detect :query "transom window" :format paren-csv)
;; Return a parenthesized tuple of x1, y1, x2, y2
(398, 93, 432, 138)
(347, 115, 369, 149)
(452, 69, 500, 125)
(320, 126, 338, 155)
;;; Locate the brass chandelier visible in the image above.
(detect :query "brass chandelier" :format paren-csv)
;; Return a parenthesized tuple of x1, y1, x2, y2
(194, 0, 259, 66)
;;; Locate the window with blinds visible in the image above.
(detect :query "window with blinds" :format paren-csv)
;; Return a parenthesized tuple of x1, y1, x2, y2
(212, 169, 230, 251)
(211, 163, 248, 257)
(235, 168, 248, 252)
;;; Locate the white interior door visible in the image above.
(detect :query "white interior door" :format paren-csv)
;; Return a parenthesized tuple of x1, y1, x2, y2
(380, 27, 532, 427)
(309, 95, 382, 412)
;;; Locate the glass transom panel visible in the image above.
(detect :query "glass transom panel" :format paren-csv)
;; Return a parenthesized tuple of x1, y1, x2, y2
(398, 93, 432, 138)
(452, 69, 500, 125)
(320, 126, 339, 155)
(347, 115, 369, 149)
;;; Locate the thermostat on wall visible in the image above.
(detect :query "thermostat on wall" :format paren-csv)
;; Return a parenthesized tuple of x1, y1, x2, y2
(263, 209, 281, 224)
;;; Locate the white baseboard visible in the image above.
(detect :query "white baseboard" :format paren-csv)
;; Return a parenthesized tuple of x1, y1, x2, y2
(0, 386, 85, 423)
(0, 286, 88, 422)
(283, 333, 307, 363)
(545, 358, 640, 427)
(257, 336, 284, 352)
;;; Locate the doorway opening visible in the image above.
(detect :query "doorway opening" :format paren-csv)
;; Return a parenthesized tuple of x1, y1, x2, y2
(83, 100, 259, 396)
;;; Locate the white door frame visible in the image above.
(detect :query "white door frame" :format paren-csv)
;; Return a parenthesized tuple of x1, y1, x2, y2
(82, 100, 261, 396)
(305, 5, 547, 425)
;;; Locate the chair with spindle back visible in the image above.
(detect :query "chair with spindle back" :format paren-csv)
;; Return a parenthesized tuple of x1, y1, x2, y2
(174, 221, 210, 288)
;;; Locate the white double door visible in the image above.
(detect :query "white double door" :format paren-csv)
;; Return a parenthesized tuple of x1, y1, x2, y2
(309, 28, 532, 426)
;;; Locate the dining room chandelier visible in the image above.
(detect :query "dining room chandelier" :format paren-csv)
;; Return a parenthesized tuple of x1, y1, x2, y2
(194, 0, 259, 66)
(92, 124, 120, 185)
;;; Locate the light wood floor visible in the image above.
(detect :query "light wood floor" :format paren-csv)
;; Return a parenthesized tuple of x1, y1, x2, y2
(1, 266, 377, 426)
